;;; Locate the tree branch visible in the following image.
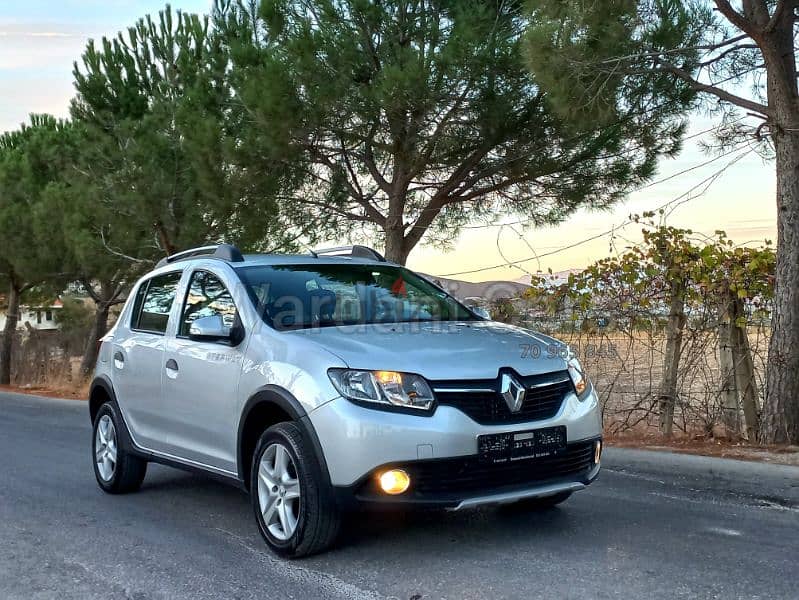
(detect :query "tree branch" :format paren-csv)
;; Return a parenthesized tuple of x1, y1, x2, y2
(698, 44, 759, 67)
(80, 278, 102, 304)
(714, 1, 762, 40)
(306, 145, 387, 226)
(455, 174, 540, 203)
(402, 197, 448, 250)
(599, 34, 751, 65)
(293, 195, 374, 223)
(362, 132, 392, 195)
(763, 0, 798, 33)
(658, 61, 773, 117)
(99, 226, 150, 264)
(410, 83, 473, 177)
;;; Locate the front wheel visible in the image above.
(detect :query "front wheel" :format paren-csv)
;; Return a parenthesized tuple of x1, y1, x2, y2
(92, 402, 147, 493)
(250, 422, 340, 558)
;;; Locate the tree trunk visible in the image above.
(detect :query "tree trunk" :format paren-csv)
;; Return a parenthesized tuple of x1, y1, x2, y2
(658, 290, 686, 437)
(717, 299, 740, 437)
(761, 130, 799, 444)
(79, 303, 110, 378)
(384, 223, 410, 265)
(0, 283, 21, 385)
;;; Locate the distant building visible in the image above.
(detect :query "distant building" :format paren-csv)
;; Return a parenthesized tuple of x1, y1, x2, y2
(530, 269, 583, 288)
(0, 298, 63, 331)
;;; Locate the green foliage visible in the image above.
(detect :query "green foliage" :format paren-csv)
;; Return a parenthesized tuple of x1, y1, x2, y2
(215, 0, 681, 262)
(54, 298, 95, 339)
(527, 223, 775, 328)
(523, 1, 762, 152)
(526, 0, 702, 124)
(0, 115, 78, 294)
(488, 297, 520, 324)
(71, 5, 300, 259)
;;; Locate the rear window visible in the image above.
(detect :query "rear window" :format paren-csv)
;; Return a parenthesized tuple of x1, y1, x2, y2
(131, 272, 182, 334)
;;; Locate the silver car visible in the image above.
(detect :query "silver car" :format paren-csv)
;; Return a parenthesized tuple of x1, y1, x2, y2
(90, 244, 602, 557)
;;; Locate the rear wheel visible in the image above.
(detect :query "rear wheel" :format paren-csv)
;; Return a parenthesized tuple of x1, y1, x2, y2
(92, 402, 147, 494)
(251, 422, 340, 558)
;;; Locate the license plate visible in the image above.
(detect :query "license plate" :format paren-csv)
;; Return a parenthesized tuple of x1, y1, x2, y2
(478, 426, 567, 464)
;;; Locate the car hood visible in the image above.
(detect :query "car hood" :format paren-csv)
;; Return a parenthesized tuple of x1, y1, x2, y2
(286, 321, 568, 380)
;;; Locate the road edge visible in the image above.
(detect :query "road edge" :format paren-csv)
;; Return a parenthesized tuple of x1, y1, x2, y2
(603, 446, 799, 508)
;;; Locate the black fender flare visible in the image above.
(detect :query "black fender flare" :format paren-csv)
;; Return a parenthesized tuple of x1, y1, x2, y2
(88, 375, 138, 455)
(236, 385, 332, 487)
(88, 374, 117, 423)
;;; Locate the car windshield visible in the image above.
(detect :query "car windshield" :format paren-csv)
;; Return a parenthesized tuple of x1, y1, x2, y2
(235, 263, 476, 330)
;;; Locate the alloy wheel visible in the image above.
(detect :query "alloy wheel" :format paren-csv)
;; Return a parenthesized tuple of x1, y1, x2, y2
(257, 443, 301, 541)
(95, 414, 117, 481)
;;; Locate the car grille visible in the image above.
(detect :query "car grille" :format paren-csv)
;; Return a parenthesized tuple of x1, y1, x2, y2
(433, 371, 573, 425)
(357, 440, 596, 500)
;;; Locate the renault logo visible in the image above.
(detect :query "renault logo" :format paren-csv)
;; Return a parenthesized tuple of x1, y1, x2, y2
(500, 373, 526, 412)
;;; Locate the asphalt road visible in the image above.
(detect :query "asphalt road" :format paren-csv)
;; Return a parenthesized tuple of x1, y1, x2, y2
(1, 391, 798, 600)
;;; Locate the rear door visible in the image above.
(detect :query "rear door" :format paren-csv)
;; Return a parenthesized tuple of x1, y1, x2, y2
(162, 267, 246, 474)
(112, 270, 183, 454)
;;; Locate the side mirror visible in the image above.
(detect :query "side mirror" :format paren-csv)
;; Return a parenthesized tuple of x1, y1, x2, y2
(189, 314, 232, 342)
(472, 306, 491, 320)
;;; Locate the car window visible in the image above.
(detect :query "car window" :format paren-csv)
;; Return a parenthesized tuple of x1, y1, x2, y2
(235, 263, 475, 329)
(132, 272, 182, 334)
(179, 270, 238, 337)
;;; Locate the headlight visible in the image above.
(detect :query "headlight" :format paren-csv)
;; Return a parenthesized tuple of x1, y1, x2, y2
(566, 353, 590, 400)
(328, 369, 436, 411)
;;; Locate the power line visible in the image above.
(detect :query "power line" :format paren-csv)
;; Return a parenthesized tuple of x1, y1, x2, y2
(461, 119, 751, 232)
(436, 145, 755, 278)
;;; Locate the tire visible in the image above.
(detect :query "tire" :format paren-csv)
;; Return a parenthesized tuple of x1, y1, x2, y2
(250, 422, 341, 558)
(509, 491, 572, 511)
(92, 402, 147, 494)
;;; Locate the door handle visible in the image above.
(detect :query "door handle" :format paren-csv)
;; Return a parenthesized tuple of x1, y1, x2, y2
(165, 358, 179, 380)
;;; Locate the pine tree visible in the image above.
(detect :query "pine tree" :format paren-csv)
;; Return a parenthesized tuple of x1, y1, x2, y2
(0, 116, 75, 384)
(215, 0, 686, 264)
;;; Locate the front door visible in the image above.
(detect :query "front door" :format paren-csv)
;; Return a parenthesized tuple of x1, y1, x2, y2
(162, 268, 245, 474)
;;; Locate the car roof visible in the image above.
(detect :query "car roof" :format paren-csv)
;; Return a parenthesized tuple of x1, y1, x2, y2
(236, 254, 398, 268)
(144, 244, 403, 281)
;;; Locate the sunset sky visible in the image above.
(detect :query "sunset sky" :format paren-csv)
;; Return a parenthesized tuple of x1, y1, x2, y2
(0, 1, 777, 282)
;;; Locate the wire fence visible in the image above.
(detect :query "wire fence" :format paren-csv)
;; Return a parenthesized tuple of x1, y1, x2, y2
(8, 328, 86, 388)
(504, 304, 770, 439)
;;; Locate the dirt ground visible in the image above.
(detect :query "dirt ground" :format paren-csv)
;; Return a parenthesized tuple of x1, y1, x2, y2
(607, 432, 799, 467)
(0, 382, 88, 401)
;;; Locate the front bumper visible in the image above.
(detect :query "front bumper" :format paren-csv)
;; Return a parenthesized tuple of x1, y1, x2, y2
(332, 437, 601, 510)
(309, 387, 603, 487)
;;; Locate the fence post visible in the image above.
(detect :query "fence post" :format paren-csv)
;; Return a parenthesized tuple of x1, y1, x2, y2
(718, 296, 741, 436)
(731, 297, 759, 441)
(658, 291, 686, 437)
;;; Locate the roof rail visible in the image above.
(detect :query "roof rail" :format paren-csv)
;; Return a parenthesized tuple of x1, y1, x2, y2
(313, 245, 387, 262)
(155, 244, 244, 269)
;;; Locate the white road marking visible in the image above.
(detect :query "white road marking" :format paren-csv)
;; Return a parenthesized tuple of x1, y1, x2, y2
(214, 527, 390, 600)
(705, 527, 743, 537)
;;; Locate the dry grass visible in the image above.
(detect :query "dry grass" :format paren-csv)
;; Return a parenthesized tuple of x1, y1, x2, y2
(0, 380, 88, 400)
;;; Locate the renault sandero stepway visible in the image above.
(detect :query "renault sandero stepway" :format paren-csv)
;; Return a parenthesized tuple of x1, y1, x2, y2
(90, 244, 602, 557)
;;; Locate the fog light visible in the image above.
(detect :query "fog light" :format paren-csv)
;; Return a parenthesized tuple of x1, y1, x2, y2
(378, 469, 410, 495)
(594, 440, 602, 464)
